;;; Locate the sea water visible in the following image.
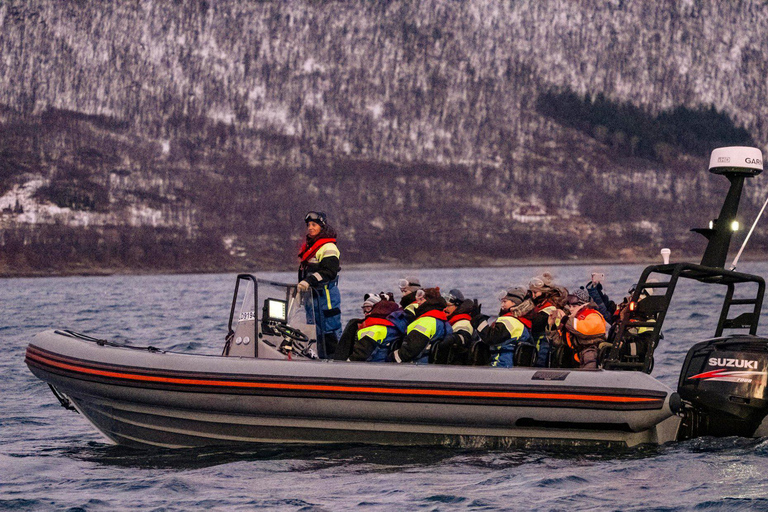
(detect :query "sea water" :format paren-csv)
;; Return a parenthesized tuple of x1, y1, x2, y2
(3, 263, 768, 511)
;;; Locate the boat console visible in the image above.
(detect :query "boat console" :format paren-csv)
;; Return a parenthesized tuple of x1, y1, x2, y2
(222, 274, 316, 359)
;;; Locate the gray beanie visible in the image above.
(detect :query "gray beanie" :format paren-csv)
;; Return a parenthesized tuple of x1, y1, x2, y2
(501, 287, 528, 305)
(573, 288, 591, 304)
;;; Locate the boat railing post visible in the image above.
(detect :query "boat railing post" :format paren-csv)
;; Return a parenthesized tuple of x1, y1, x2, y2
(715, 283, 736, 338)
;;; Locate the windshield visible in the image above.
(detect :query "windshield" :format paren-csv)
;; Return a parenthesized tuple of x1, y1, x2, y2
(226, 276, 317, 358)
(257, 279, 316, 345)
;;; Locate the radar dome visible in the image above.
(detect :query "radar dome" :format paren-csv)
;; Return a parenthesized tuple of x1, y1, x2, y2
(708, 146, 763, 176)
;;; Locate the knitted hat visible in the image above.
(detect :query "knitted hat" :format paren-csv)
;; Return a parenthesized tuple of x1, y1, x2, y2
(566, 288, 591, 305)
(363, 293, 382, 308)
(423, 287, 442, 302)
(369, 300, 400, 319)
(575, 288, 591, 303)
(500, 287, 527, 305)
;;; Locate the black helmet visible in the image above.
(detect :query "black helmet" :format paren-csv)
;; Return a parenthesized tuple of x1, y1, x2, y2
(304, 211, 327, 227)
(444, 289, 465, 306)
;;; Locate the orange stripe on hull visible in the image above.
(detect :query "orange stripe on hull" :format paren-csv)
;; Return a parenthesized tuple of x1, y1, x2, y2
(26, 351, 661, 404)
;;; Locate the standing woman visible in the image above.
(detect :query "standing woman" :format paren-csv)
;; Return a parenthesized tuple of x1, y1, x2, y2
(297, 211, 342, 358)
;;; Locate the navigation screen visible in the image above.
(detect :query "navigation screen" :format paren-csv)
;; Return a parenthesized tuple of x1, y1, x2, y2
(265, 298, 287, 323)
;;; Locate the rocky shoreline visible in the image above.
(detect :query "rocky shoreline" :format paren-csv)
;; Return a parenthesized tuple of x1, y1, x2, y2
(5, 251, 766, 279)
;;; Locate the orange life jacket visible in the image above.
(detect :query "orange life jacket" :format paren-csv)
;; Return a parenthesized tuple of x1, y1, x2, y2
(298, 237, 337, 263)
(565, 307, 606, 350)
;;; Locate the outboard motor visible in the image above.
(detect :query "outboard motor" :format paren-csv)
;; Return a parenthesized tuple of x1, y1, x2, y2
(677, 335, 768, 439)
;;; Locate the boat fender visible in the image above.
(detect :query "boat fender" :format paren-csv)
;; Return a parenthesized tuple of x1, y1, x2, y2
(669, 392, 682, 414)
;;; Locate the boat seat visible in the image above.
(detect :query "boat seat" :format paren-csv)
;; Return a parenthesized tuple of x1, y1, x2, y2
(469, 340, 491, 366)
(635, 294, 668, 316)
(333, 318, 363, 361)
(513, 341, 537, 367)
(429, 334, 471, 365)
(549, 344, 578, 369)
(429, 336, 454, 364)
(599, 331, 657, 371)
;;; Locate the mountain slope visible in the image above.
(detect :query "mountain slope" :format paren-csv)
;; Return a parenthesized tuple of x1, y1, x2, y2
(1, 0, 766, 274)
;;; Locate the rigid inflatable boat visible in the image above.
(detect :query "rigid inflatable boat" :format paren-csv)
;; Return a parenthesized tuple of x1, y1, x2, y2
(25, 147, 768, 449)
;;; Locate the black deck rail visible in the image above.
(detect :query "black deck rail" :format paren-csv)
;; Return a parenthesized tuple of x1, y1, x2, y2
(603, 262, 765, 373)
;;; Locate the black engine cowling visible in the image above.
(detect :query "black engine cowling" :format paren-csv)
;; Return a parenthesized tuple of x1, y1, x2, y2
(677, 335, 768, 439)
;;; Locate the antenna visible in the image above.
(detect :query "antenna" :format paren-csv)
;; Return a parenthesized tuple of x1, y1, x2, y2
(692, 147, 763, 268)
(730, 192, 768, 271)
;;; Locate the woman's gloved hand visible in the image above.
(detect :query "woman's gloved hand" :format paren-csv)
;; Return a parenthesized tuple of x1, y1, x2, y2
(297, 280, 310, 292)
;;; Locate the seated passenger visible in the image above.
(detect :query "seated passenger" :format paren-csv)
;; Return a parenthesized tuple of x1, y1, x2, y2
(432, 289, 476, 364)
(482, 287, 533, 368)
(349, 295, 402, 362)
(445, 289, 474, 342)
(398, 277, 422, 320)
(561, 289, 608, 370)
(525, 273, 564, 367)
(332, 294, 369, 361)
(601, 283, 658, 365)
(389, 288, 451, 364)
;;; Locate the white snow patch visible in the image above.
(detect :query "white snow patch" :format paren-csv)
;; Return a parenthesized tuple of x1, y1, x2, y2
(0, 180, 43, 212)
(208, 107, 235, 125)
(370, 217, 385, 230)
(0, 179, 74, 223)
(302, 58, 325, 74)
(634, 220, 661, 235)
(248, 85, 267, 102)
(222, 234, 246, 257)
(126, 205, 163, 227)
(253, 102, 293, 134)
(367, 102, 384, 119)
(1, 178, 173, 229)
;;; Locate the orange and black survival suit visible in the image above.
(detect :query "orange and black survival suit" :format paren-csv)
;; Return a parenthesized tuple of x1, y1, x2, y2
(562, 292, 607, 370)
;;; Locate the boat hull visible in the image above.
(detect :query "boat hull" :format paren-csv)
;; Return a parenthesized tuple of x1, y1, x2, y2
(26, 330, 681, 449)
